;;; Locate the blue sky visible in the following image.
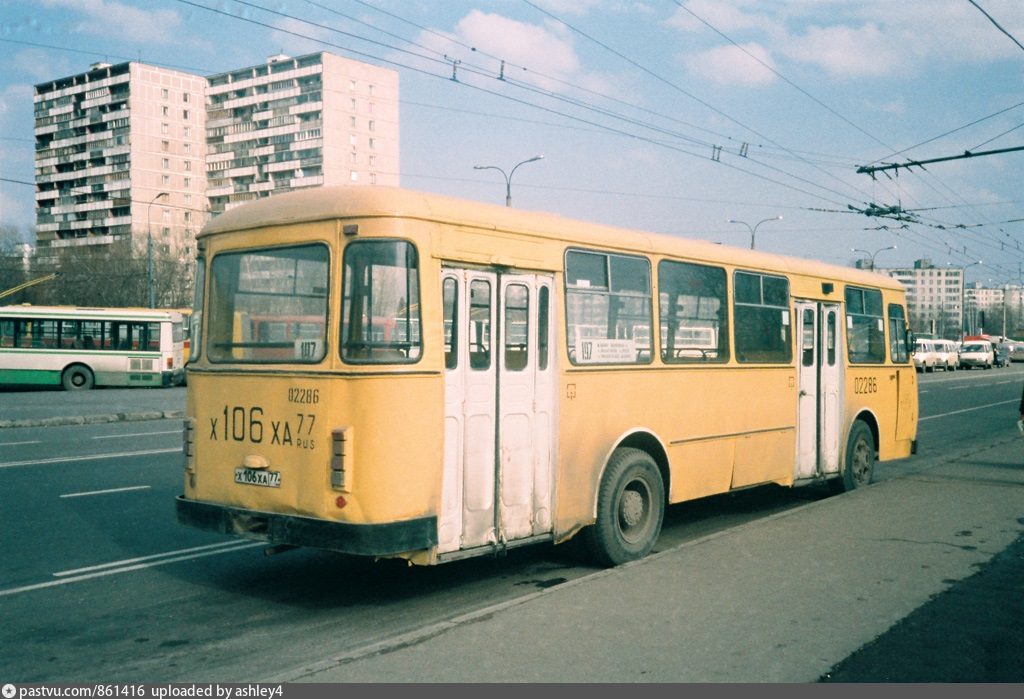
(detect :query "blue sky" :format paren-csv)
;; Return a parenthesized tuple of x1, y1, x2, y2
(2, 0, 1024, 285)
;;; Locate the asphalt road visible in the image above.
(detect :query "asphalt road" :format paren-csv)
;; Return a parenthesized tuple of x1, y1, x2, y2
(1, 368, 1022, 682)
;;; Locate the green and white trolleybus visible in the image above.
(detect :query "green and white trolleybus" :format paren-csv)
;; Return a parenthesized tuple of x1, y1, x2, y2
(0, 305, 186, 390)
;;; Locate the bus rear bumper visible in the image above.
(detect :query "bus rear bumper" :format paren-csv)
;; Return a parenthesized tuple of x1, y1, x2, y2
(175, 496, 437, 557)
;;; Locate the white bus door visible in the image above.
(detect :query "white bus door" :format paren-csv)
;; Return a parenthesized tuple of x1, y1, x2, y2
(795, 301, 843, 480)
(439, 268, 556, 555)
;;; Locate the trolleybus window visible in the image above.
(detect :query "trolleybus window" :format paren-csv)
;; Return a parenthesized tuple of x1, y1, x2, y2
(443, 277, 458, 370)
(341, 239, 422, 363)
(504, 284, 529, 371)
(658, 259, 728, 363)
(888, 303, 910, 363)
(565, 249, 652, 365)
(207, 244, 328, 363)
(469, 279, 491, 370)
(846, 286, 885, 364)
(733, 271, 791, 363)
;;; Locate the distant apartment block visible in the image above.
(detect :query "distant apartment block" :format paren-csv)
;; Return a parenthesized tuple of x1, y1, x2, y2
(205, 52, 399, 214)
(34, 61, 208, 261)
(877, 259, 965, 339)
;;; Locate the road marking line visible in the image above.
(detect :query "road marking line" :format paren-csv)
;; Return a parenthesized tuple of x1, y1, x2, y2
(0, 440, 41, 446)
(0, 541, 262, 598)
(919, 398, 1019, 421)
(93, 430, 182, 440)
(54, 540, 250, 577)
(60, 485, 151, 498)
(0, 447, 180, 469)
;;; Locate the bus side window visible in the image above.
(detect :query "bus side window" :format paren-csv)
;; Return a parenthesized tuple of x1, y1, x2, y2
(443, 277, 458, 370)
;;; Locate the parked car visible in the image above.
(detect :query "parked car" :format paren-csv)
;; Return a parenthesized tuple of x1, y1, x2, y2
(994, 343, 1011, 368)
(1009, 343, 1024, 363)
(933, 339, 959, 371)
(959, 340, 995, 370)
(913, 339, 938, 372)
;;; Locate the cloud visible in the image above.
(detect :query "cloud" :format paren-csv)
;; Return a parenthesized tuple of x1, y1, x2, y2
(268, 17, 341, 57)
(781, 22, 899, 79)
(38, 0, 182, 45)
(408, 10, 615, 94)
(666, 0, 773, 34)
(685, 43, 777, 87)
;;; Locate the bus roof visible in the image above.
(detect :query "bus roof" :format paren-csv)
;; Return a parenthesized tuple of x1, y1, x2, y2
(0, 305, 183, 322)
(200, 185, 905, 292)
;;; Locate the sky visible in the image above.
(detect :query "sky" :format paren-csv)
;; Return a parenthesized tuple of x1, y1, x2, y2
(2, 0, 1024, 286)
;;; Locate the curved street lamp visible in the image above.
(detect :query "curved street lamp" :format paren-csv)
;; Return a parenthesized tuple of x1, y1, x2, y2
(727, 215, 782, 250)
(474, 155, 544, 207)
(850, 244, 897, 271)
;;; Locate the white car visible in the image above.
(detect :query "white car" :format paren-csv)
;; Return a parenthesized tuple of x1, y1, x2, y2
(933, 339, 959, 371)
(913, 339, 938, 372)
(959, 341, 994, 370)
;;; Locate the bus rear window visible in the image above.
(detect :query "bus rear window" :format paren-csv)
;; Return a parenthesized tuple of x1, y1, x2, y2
(341, 240, 422, 363)
(207, 244, 329, 364)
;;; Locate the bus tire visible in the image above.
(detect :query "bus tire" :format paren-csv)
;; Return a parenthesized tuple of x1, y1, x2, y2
(584, 448, 665, 567)
(832, 420, 875, 493)
(61, 365, 95, 391)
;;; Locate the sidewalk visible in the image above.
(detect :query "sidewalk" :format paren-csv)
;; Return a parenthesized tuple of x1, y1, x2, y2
(275, 437, 1024, 683)
(0, 386, 185, 428)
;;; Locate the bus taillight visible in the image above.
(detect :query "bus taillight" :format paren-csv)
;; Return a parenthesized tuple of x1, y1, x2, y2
(183, 417, 196, 475)
(330, 427, 350, 491)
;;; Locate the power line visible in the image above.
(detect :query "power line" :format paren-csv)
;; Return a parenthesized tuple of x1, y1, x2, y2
(968, 0, 1024, 53)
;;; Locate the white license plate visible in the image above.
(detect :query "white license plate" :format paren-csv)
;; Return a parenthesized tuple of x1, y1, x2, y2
(234, 468, 281, 488)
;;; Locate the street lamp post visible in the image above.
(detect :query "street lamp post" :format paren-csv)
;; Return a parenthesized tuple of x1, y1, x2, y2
(850, 245, 897, 271)
(726, 215, 782, 250)
(147, 192, 169, 308)
(960, 260, 983, 339)
(473, 155, 544, 207)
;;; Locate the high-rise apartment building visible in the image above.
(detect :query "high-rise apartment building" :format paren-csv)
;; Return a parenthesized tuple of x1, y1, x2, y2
(879, 259, 965, 339)
(205, 52, 399, 214)
(34, 61, 208, 261)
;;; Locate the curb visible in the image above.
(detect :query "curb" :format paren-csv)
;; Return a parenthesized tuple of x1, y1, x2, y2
(0, 410, 185, 429)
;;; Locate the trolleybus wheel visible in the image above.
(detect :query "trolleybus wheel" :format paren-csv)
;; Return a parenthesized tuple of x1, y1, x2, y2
(61, 365, 95, 391)
(585, 447, 665, 567)
(832, 420, 875, 493)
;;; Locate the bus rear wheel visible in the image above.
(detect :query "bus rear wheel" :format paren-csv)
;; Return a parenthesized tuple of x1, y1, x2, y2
(62, 365, 95, 391)
(831, 420, 875, 493)
(584, 447, 665, 567)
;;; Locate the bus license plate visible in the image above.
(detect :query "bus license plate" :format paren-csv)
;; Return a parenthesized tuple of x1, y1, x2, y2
(234, 468, 281, 488)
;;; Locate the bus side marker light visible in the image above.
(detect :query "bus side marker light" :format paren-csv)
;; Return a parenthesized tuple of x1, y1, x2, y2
(331, 427, 351, 491)
(183, 418, 196, 473)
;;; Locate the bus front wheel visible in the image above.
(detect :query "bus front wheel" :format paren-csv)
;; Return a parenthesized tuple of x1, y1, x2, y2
(832, 421, 875, 493)
(584, 447, 665, 567)
(62, 365, 95, 391)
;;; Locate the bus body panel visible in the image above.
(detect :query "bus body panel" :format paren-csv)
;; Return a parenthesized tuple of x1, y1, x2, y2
(178, 185, 919, 564)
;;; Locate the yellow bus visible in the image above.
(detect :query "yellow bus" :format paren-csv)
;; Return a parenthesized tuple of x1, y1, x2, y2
(176, 186, 917, 566)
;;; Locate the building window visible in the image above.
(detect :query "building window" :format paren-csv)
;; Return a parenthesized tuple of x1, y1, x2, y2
(183, 126, 191, 138)
(162, 88, 169, 99)
(162, 158, 170, 169)
(161, 123, 169, 134)
(162, 106, 169, 116)
(369, 138, 375, 150)
(350, 171, 358, 182)
(369, 120, 375, 132)
(184, 177, 191, 189)
(183, 109, 190, 120)
(350, 152, 357, 164)
(183, 93, 190, 103)
(368, 84, 374, 96)
(183, 143, 191, 154)
(184, 160, 192, 171)
(162, 175, 170, 186)
(349, 134, 357, 146)
(350, 116, 357, 128)
(349, 80, 356, 91)
(161, 140, 170, 152)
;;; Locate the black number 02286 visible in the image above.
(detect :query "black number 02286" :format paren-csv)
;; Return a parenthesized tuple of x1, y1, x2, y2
(854, 377, 877, 394)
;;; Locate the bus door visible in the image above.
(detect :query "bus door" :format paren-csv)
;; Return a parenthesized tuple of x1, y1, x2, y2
(795, 301, 843, 480)
(439, 268, 556, 555)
